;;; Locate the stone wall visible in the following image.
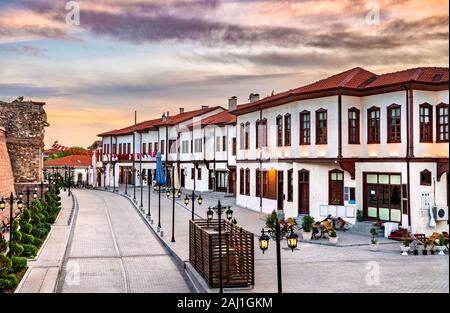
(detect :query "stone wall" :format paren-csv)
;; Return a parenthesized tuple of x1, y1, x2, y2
(0, 126, 15, 198)
(0, 101, 48, 186)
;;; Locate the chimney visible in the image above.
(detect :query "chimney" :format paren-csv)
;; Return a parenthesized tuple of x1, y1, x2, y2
(179, 107, 184, 114)
(228, 96, 237, 111)
(201, 105, 209, 109)
(249, 93, 260, 103)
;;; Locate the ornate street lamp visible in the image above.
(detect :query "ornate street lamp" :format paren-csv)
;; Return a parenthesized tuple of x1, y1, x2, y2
(258, 220, 298, 293)
(225, 207, 233, 221)
(166, 189, 171, 198)
(33, 187, 38, 200)
(1, 193, 25, 258)
(184, 194, 189, 206)
(258, 230, 270, 254)
(206, 207, 214, 221)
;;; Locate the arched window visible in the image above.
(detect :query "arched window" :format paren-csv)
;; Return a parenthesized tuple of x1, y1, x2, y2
(284, 114, 291, 146)
(419, 103, 433, 142)
(348, 107, 360, 144)
(367, 106, 380, 144)
(316, 108, 327, 144)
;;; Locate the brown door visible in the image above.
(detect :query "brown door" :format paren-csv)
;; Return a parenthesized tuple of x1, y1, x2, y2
(229, 169, 236, 194)
(277, 171, 284, 211)
(298, 170, 310, 215)
(208, 169, 214, 190)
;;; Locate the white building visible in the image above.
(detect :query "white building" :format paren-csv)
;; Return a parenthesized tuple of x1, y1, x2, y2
(232, 67, 449, 235)
(98, 105, 238, 194)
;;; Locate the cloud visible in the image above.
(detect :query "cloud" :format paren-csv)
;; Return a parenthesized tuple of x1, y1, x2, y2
(0, 83, 65, 98)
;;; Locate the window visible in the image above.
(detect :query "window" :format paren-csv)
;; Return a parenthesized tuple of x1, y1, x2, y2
(262, 171, 268, 198)
(367, 107, 380, 144)
(191, 168, 195, 180)
(256, 119, 267, 148)
(149, 143, 153, 154)
(420, 169, 432, 186)
(284, 114, 291, 146)
(194, 138, 202, 152)
(276, 115, 283, 146)
(222, 136, 227, 151)
(300, 111, 310, 145)
(245, 122, 250, 149)
(169, 140, 177, 153)
(287, 169, 293, 202)
(245, 168, 250, 196)
(181, 141, 188, 153)
(387, 104, 401, 143)
(154, 142, 158, 153)
(419, 103, 433, 142)
(232, 138, 236, 156)
(240, 168, 245, 195)
(216, 136, 221, 152)
(316, 109, 327, 144)
(198, 168, 202, 180)
(329, 169, 344, 205)
(160, 140, 165, 154)
(256, 169, 261, 197)
(437, 103, 449, 142)
(142, 143, 147, 154)
(240, 123, 245, 149)
(127, 143, 131, 154)
(348, 108, 360, 144)
(119, 143, 123, 155)
(112, 143, 117, 154)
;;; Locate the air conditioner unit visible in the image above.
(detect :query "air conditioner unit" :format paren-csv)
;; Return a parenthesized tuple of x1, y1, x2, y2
(433, 206, 449, 221)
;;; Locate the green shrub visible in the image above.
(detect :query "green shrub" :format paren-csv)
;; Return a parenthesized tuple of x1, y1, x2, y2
(22, 209, 31, 221)
(0, 237, 7, 254)
(21, 233, 35, 245)
(13, 230, 22, 243)
(302, 216, 315, 232)
(12, 243, 24, 257)
(0, 274, 18, 289)
(46, 214, 57, 224)
(11, 257, 27, 273)
(330, 229, 337, 237)
(33, 237, 43, 248)
(20, 222, 33, 235)
(22, 244, 38, 258)
(0, 255, 12, 271)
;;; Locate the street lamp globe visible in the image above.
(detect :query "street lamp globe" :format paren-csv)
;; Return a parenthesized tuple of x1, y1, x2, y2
(19, 192, 23, 200)
(184, 195, 189, 206)
(176, 190, 181, 198)
(153, 185, 157, 191)
(206, 207, 214, 221)
(17, 200, 24, 211)
(166, 189, 171, 198)
(225, 207, 233, 221)
(259, 229, 270, 254)
(0, 198, 5, 210)
(197, 195, 203, 205)
(287, 231, 299, 252)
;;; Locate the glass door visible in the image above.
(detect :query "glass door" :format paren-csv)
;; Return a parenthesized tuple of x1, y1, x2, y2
(364, 173, 402, 222)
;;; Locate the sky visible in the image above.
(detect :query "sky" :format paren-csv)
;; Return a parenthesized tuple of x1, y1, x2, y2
(0, 0, 448, 148)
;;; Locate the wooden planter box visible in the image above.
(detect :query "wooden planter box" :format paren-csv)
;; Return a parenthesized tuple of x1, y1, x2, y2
(189, 219, 254, 289)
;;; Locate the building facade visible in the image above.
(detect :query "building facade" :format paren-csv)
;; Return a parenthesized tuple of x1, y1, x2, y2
(232, 67, 449, 235)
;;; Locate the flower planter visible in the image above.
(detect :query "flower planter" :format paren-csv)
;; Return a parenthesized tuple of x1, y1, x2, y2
(302, 231, 312, 241)
(422, 249, 428, 256)
(400, 246, 409, 256)
(436, 246, 446, 255)
(370, 242, 379, 251)
(329, 237, 338, 244)
(413, 249, 419, 255)
(430, 249, 435, 255)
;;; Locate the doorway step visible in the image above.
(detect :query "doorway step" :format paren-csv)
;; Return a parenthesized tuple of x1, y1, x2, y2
(348, 221, 384, 237)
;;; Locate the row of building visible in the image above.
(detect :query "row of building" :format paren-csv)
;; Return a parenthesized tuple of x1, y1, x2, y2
(94, 66, 449, 235)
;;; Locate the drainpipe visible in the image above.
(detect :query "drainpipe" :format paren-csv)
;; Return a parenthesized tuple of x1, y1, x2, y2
(258, 105, 263, 212)
(337, 95, 343, 159)
(402, 84, 412, 228)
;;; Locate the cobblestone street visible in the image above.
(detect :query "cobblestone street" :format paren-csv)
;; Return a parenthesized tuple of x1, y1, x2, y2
(57, 189, 193, 293)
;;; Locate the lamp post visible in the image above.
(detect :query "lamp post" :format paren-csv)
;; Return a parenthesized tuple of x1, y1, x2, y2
(147, 170, 152, 223)
(68, 167, 72, 197)
(140, 168, 144, 212)
(112, 161, 117, 193)
(64, 165, 67, 192)
(206, 200, 233, 293)
(184, 191, 202, 220)
(258, 219, 298, 293)
(171, 166, 176, 243)
(0, 193, 24, 259)
(40, 181, 44, 199)
(125, 167, 129, 196)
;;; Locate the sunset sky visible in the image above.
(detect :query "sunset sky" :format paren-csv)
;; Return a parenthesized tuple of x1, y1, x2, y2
(0, 0, 448, 148)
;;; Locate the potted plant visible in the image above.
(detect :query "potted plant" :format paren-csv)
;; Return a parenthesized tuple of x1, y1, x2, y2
(401, 238, 410, 256)
(422, 243, 428, 255)
(301, 215, 314, 240)
(329, 229, 338, 244)
(436, 235, 446, 255)
(370, 227, 379, 251)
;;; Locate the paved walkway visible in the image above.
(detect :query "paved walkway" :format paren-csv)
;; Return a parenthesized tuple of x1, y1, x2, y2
(114, 185, 449, 293)
(56, 189, 192, 293)
(16, 191, 73, 293)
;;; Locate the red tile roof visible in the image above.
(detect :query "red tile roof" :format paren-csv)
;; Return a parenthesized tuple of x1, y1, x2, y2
(44, 155, 91, 167)
(43, 148, 60, 154)
(232, 67, 449, 115)
(98, 106, 224, 137)
(186, 110, 236, 128)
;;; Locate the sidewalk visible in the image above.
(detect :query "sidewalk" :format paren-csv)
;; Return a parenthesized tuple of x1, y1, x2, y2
(110, 184, 449, 293)
(15, 191, 74, 293)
